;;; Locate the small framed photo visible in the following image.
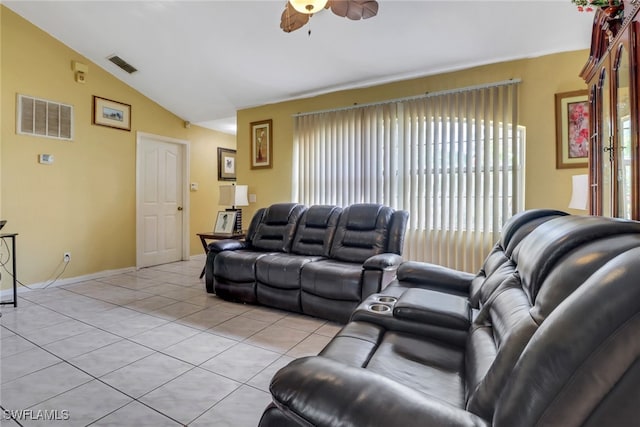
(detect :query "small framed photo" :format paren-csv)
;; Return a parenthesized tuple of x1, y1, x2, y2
(214, 211, 237, 235)
(555, 90, 589, 169)
(217, 148, 237, 181)
(93, 96, 131, 131)
(250, 119, 273, 169)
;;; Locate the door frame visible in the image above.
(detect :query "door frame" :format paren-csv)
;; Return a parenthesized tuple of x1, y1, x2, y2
(135, 131, 190, 269)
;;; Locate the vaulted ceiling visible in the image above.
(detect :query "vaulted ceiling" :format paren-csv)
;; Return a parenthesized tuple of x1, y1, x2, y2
(4, 1, 594, 134)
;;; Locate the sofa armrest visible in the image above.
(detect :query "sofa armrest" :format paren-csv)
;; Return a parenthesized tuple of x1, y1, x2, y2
(363, 253, 403, 270)
(208, 239, 249, 253)
(393, 288, 470, 330)
(397, 261, 475, 295)
(270, 356, 489, 427)
(205, 239, 250, 293)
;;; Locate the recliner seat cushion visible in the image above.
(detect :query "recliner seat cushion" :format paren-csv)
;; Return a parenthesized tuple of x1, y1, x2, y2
(214, 250, 268, 282)
(300, 259, 364, 301)
(256, 254, 324, 289)
(319, 321, 465, 408)
(367, 331, 465, 408)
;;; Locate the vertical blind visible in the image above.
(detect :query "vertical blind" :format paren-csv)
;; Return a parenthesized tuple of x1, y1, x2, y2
(292, 80, 523, 272)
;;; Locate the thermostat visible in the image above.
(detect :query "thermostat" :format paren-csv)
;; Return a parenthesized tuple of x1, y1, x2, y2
(39, 154, 54, 164)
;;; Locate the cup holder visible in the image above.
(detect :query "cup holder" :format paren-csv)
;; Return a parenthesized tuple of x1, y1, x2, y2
(368, 303, 391, 313)
(377, 296, 397, 304)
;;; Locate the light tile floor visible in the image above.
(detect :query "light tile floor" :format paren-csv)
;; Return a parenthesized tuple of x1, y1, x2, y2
(0, 257, 341, 426)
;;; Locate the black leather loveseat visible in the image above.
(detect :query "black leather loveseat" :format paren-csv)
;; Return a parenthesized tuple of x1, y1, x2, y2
(259, 212, 640, 427)
(205, 202, 409, 323)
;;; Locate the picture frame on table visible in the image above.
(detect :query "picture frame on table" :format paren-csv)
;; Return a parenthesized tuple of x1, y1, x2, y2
(250, 119, 273, 169)
(555, 90, 589, 169)
(217, 148, 237, 181)
(92, 96, 131, 131)
(214, 211, 237, 235)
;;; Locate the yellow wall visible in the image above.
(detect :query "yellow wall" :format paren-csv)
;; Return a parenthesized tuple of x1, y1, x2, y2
(237, 50, 590, 221)
(0, 7, 235, 289)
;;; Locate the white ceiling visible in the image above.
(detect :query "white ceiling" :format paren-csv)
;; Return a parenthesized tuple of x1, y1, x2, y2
(4, 1, 594, 135)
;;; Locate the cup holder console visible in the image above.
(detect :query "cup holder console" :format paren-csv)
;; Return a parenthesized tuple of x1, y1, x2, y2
(368, 303, 391, 312)
(361, 294, 397, 315)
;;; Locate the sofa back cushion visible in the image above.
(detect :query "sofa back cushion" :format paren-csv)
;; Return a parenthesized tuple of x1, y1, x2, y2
(498, 209, 568, 257)
(387, 210, 409, 255)
(329, 204, 394, 263)
(251, 203, 307, 252)
(465, 271, 537, 420)
(513, 215, 640, 305)
(468, 209, 567, 307)
(245, 207, 266, 245)
(290, 205, 342, 256)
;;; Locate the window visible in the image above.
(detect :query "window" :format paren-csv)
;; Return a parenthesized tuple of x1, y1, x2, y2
(293, 81, 523, 271)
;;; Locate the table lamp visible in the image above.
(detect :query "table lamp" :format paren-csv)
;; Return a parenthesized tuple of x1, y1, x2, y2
(219, 184, 249, 233)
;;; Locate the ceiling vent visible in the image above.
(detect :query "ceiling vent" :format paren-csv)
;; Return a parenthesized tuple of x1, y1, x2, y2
(17, 94, 73, 141)
(107, 55, 138, 74)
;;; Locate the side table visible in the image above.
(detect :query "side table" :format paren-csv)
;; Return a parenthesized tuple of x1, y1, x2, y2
(196, 232, 245, 279)
(1, 233, 18, 307)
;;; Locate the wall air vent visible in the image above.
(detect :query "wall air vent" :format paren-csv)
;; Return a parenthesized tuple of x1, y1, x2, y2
(17, 94, 73, 141)
(107, 55, 138, 74)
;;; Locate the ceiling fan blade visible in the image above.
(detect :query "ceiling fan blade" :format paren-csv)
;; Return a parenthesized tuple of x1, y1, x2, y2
(280, 2, 310, 33)
(330, 0, 378, 20)
(359, 0, 378, 19)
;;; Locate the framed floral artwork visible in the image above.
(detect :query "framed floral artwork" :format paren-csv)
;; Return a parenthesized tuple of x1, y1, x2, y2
(555, 90, 589, 169)
(250, 119, 272, 169)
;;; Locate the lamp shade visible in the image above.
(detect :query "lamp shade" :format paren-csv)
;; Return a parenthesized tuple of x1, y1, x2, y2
(219, 184, 249, 207)
(568, 174, 589, 211)
(289, 0, 328, 14)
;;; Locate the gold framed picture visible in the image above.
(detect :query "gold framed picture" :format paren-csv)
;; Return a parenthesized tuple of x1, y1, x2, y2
(93, 96, 131, 131)
(250, 119, 272, 169)
(555, 90, 589, 169)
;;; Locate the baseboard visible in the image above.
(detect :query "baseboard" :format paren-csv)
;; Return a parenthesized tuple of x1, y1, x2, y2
(0, 266, 137, 298)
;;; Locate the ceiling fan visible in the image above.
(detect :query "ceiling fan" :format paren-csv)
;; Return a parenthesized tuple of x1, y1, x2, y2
(281, 0, 379, 33)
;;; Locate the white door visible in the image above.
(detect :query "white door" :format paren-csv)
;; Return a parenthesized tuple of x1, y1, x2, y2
(137, 133, 187, 268)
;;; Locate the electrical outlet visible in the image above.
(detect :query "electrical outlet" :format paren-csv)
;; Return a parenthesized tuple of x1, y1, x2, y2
(63, 252, 71, 263)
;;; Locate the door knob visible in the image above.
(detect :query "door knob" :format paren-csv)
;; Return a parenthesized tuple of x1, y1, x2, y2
(177, 206, 183, 211)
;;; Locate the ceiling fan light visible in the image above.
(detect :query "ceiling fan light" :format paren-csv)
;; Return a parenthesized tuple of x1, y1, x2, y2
(289, 0, 328, 14)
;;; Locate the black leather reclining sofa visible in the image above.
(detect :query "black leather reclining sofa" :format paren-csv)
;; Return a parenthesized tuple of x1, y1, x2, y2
(259, 211, 640, 427)
(204, 202, 409, 323)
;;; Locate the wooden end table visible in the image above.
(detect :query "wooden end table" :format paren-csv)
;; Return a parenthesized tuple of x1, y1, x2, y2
(197, 232, 246, 279)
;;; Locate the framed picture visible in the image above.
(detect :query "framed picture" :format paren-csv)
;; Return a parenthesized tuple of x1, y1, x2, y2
(250, 119, 273, 169)
(214, 211, 237, 235)
(217, 148, 237, 181)
(555, 90, 589, 169)
(93, 96, 131, 131)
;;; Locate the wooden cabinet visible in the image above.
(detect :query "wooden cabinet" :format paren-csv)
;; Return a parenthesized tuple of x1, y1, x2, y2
(581, 2, 639, 219)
